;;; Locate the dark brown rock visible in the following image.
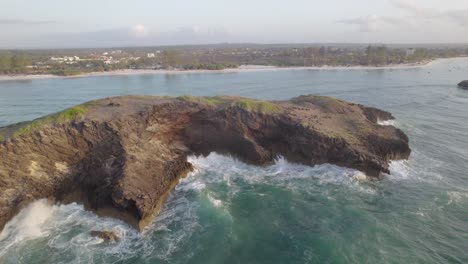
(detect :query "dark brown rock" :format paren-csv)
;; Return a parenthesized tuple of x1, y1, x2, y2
(0, 95, 411, 232)
(458, 80, 468, 89)
(90, 230, 120, 242)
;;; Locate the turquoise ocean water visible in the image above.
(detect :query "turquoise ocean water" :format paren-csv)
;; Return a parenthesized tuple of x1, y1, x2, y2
(0, 59, 467, 263)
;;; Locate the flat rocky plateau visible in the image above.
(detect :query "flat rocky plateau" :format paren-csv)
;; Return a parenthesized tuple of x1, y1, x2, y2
(0, 95, 410, 231)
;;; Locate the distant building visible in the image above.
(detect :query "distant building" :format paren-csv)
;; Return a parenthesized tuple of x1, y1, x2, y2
(50, 56, 79, 63)
(147, 53, 156, 58)
(100, 56, 117, 64)
(406, 48, 415, 57)
(50, 57, 64, 61)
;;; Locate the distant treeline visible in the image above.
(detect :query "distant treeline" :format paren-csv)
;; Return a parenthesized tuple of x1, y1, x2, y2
(0, 44, 467, 75)
(0, 53, 32, 74)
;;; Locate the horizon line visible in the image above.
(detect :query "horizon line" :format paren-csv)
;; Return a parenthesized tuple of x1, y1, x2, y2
(1, 42, 467, 51)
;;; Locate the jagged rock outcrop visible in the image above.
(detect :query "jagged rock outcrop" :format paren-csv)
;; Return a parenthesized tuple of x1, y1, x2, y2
(458, 80, 468, 89)
(90, 230, 120, 242)
(0, 95, 410, 231)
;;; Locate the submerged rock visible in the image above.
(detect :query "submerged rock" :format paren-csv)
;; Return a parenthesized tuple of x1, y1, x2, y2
(90, 230, 120, 242)
(0, 95, 410, 231)
(458, 80, 468, 89)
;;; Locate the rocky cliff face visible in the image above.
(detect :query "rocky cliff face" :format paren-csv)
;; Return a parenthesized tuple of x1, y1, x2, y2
(0, 95, 410, 231)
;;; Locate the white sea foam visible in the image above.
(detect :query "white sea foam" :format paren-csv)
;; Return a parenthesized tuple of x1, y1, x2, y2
(0, 199, 54, 257)
(447, 191, 468, 205)
(207, 193, 223, 207)
(377, 119, 397, 126)
(187, 153, 376, 194)
(386, 149, 444, 183)
(388, 160, 411, 180)
(176, 176, 206, 191)
(0, 199, 144, 262)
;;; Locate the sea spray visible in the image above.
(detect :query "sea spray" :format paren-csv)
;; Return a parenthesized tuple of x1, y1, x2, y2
(186, 153, 378, 196)
(0, 200, 54, 256)
(386, 149, 444, 183)
(377, 119, 398, 126)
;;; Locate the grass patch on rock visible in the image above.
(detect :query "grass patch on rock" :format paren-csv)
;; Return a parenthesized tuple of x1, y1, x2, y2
(177, 95, 228, 106)
(177, 96, 281, 113)
(13, 105, 88, 137)
(233, 98, 281, 113)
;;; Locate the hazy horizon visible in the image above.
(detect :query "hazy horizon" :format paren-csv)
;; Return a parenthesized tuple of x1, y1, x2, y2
(2, 0, 468, 49)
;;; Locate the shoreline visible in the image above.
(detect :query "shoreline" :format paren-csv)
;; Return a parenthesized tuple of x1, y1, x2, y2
(0, 57, 465, 81)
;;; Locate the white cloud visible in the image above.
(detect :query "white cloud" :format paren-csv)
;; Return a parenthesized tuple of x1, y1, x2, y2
(392, 0, 468, 26)
(2, 25, 234, 48)
(130, 24, 148, 37)
(339, 0, 468, 36)
(338, 14, 403, 32)
(338, 15, 380, 32)
(445, 10, 468, 27)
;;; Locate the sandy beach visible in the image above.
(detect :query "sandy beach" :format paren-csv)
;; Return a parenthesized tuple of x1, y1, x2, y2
(0, 57, 464, 82)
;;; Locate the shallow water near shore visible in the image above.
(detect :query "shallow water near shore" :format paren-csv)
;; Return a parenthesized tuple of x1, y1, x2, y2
(0, 58, 468, 263)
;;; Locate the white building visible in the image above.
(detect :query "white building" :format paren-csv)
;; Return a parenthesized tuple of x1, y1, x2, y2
(50, 57, 64, 62)
(406, 48, 415, 57)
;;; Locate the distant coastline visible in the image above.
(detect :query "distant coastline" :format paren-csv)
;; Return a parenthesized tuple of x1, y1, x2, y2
(0, 57, 465, 81)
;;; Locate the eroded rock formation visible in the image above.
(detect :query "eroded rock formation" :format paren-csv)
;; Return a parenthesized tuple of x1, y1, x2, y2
(90, 230, 120, 242)
(0, 95, 410, 231)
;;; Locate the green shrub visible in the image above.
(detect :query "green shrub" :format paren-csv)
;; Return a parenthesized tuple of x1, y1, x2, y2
(234, 99, 281, 113)
(177, 96, 227, 106)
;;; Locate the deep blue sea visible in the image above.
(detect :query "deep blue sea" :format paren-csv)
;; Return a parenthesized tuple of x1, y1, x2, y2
(0, 58, 467, 263)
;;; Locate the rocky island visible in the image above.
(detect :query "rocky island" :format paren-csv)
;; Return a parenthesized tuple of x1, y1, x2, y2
(0, 95, 410, 231)
(458, 80, 468, 89)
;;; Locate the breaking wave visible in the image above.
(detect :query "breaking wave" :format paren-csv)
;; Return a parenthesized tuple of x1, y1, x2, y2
(377, 119, 398, 126)
(0, 152, 438, 263)
(386, 149, 444, 183)
(0, 199, 54, 255)
(186, 153, 376, 195)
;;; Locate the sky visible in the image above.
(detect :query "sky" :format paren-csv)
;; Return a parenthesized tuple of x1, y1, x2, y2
(1, 0, 468, 48)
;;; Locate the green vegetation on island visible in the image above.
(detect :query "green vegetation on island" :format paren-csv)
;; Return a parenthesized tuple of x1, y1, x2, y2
(13, 105, 88, 137)
(0, 44, 467, 76)
(177, 96, 281, 113)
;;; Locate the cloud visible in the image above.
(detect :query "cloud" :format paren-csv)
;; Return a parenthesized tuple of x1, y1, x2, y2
(339, 0, 468, 34)
(338, 15, 402, 32)
(391, 0, 423, 13)
(3, 25, 233, 48)
(445, 10, 468, 27)
(130, 24, 149, 37)
(0, 19, 58, 25)
(391, 0, 468, 26)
